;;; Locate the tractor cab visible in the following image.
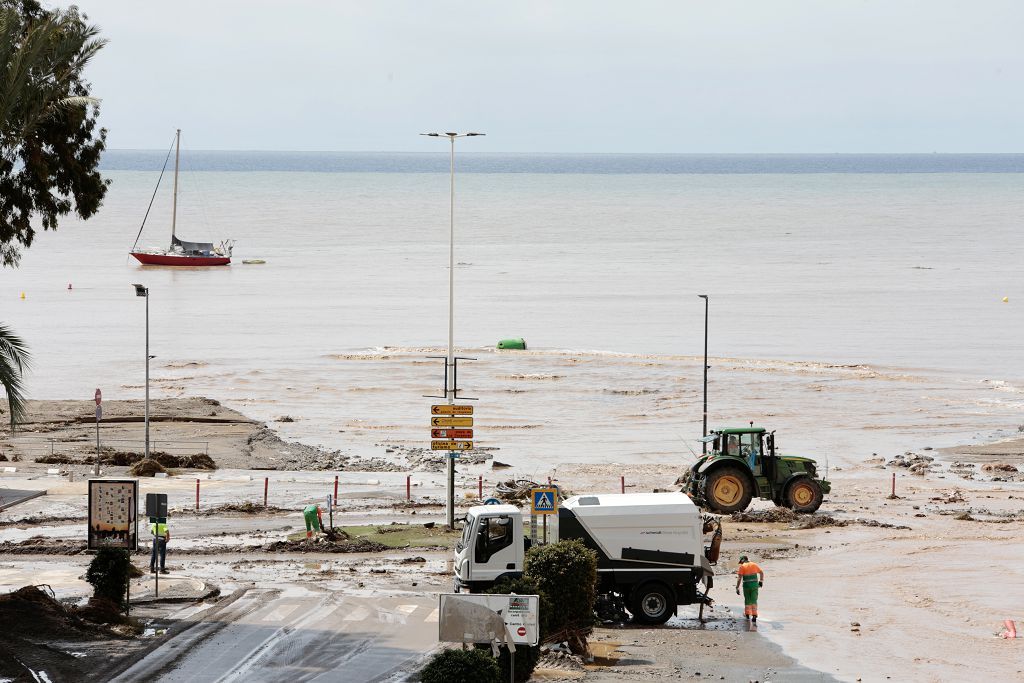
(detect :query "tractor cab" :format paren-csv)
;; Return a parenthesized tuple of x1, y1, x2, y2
(684, 425, 831, 514)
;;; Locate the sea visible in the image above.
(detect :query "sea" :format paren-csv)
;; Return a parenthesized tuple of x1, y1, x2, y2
(4, 152, 1023, 472)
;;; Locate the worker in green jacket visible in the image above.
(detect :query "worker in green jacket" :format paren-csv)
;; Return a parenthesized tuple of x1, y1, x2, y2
(149, 518, 169, 574)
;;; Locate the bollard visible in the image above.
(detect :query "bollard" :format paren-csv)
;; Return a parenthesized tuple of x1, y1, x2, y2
(195, 478, 200, 510)
(334, 475, 339, 508)
(407, 474, 412, 501)
(891, 472, 896, 497)
(478, 475, 482, 500)
(264, 477, 269, 507)
(620, 475, 625, 494)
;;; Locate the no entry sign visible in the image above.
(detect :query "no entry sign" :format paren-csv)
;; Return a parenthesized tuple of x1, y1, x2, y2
(94, 388, 102, 405)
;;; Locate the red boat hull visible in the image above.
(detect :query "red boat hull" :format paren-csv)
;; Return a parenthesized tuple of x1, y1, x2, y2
(131, 252, 230, 266)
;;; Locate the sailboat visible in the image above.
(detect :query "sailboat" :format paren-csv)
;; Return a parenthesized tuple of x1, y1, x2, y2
(130, 129, 233, 266)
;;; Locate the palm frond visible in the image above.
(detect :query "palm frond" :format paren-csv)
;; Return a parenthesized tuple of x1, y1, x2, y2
(0, 323, 32, 431)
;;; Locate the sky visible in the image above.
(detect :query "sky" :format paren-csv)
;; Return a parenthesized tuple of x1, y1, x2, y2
(50, 0, 1024, 153)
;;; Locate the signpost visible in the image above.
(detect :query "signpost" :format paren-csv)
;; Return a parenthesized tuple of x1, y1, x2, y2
(430, 440, 473, 451)
(94, 388, 102, 476)
(89, 478, 139, 614)
(439, 593, 539, 682)
(531, 488, 558, 545)
(431, 404, 474, 415)
(429, 405, 475, 459)
(431, 428, 473, 439)
(145, 493, 168, 598)
(430, 416, 473, 427)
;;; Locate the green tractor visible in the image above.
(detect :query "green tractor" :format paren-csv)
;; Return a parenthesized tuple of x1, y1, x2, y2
(682, 426, 831, 514)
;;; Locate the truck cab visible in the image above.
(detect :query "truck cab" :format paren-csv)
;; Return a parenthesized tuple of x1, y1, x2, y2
(454, 504, 525, 593)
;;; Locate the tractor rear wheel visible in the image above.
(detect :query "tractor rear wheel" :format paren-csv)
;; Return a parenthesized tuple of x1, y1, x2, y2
(703, 466, 753, 513)
(785, 478, 823, 513)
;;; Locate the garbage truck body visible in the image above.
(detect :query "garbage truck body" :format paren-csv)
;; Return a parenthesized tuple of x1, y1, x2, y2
(453, 491, 715, 624)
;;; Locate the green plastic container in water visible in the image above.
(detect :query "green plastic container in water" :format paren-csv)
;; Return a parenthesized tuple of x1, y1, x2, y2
(497, 338, 527, 350)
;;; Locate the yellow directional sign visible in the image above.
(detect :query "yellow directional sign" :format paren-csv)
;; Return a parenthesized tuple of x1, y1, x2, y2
(431, 404, 474, 416)
(431, 440, 473, 451)
(431, 416, 474, 427)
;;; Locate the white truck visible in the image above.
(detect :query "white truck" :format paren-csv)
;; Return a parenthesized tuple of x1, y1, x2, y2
(453, 491, 718, 624)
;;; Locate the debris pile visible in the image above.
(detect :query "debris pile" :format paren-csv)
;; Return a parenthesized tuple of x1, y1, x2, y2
(887, 452, 935, 475)
(730, 508, 797, 523)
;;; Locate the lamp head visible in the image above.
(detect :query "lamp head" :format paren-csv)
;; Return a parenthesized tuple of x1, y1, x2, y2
(132, 284, 148, 297)
(698, 294, 708, 300)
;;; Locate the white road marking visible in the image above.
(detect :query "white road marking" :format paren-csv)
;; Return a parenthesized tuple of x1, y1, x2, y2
(261, 604, 299, 622)
(342, 605, 370, 621)
(396, 604, 418, 616)
(424, 608, 439, 623)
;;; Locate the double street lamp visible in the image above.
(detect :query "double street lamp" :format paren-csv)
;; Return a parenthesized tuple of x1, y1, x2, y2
(132, 284, 151, 460)
(420, 131, 485, 529)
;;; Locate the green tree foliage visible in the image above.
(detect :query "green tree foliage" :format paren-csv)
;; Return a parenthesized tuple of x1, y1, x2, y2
(0, 322, 30, 429)
(0, 0, 109, 268)
(524, 539, 598, 641)
(85, 548, 131, 608)
(419, 647, 501, 683)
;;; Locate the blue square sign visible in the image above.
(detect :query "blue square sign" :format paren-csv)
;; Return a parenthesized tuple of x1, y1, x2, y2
(530, 488, 557, 515)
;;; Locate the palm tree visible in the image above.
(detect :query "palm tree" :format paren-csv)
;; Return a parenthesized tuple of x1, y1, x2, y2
(0, 323, 30, 430)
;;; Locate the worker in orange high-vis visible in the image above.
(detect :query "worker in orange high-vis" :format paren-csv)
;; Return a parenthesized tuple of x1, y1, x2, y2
(735, 554, 764, 623)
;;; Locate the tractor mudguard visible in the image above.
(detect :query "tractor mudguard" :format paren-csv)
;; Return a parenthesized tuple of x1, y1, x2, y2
(697, 457, 753, 478)
(782, 472, 830, 494)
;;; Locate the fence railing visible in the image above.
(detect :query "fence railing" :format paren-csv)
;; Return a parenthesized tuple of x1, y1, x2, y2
(3, 437, 210, 458)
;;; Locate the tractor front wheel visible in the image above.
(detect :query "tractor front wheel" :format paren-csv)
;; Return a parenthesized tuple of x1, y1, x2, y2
(703, 467, 753, 513)
(785, 478, 823, 513)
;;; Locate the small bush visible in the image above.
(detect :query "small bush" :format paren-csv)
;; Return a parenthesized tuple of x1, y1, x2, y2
(85, 548, 131, 608)
(524, 539, 597, 645)
(420, 647, 501, 683)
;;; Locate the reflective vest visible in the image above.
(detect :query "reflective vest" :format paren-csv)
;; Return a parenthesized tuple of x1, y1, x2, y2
(150, 521, 168, 538)
(738, 561, 762, 584)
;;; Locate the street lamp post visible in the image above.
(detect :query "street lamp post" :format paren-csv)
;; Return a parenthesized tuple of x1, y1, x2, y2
(132, 284, 150, 460)
(420, 131, 485, 530)
(698, 295, 709, 454)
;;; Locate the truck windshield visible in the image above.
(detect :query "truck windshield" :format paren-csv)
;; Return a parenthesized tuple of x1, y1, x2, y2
(458, 513, 475, 550)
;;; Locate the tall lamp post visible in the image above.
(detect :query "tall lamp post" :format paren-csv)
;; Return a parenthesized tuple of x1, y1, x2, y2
(697, 294, 709, 454)
(420, 131, 485, 530)
(132, 284, 150, 460)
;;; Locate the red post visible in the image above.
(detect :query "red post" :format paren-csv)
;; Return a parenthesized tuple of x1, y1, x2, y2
(891, 472, 896, 497)
(620, 475, 625, 494)
(334, 475, 339, 508)
(407, 475, 412, 501)
(478, 475, 482, 500)
(195, 478, 200, 510)
(264, 477, 269, 507)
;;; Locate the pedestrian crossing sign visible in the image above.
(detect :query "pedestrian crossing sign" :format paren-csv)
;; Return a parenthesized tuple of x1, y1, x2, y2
(530, 488, 557, 515)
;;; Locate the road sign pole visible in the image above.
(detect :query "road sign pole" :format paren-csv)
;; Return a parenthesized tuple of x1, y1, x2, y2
(94, 388, 102, 476)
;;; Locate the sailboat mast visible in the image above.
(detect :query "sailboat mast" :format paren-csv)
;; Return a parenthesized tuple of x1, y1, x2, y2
(171, 128, 180, 245)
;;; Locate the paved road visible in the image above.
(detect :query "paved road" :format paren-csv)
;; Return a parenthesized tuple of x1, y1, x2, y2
(111, 587, 439, 683)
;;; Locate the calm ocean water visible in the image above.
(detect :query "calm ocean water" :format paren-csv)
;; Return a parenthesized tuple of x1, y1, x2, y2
(4, 152, 1022, 466)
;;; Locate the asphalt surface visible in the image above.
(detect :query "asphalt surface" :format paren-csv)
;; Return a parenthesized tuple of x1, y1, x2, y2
(111, 586, 439, 683)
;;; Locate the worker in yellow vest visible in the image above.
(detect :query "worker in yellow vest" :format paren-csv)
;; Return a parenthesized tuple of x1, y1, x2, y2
(149, 518, 170, 574)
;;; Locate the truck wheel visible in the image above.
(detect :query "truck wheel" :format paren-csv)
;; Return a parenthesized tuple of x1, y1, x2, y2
(786, 478, 823, 513)
(630, 583, 674, 625)
(704, 467, 753, 513)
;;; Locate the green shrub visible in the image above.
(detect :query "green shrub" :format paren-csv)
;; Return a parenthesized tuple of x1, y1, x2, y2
(524, 539, 597, 639)
(85, 548, 131, 608)
(420, 647, 500, 683)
